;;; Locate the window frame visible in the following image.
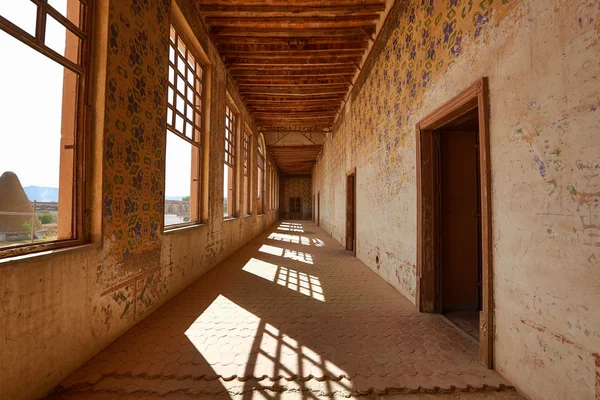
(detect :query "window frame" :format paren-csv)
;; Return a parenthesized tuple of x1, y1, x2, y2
(257, 134, 266, 215)
(163, 7, 211, 231)
(223, 98, 239, 219)
(243, 125, 252, 216)
(0, 0, 93, 259)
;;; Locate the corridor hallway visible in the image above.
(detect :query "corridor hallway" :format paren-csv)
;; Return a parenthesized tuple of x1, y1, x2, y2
(48, 221, 517, 399)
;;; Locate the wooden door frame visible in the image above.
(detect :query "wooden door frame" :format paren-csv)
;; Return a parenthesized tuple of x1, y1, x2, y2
(346, 168, 357, 256)
(415, 78, 493, 368)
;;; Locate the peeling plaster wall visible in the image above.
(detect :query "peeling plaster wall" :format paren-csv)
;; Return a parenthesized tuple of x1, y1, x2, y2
(280, 176, 313, 220)
(312, 0, 600, 399)
(0, 0, 278, 399)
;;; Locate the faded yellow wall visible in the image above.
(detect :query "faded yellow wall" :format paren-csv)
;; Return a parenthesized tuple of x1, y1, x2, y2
(313, 0, 600, 399)
(0, 1, 278, 399)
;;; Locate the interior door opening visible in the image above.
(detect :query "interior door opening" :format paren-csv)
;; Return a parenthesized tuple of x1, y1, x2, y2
(317, 192, 320, 226)
(416, 78, 492, 367)
(346, 171, 356, 255)
(436, 109, 481, 342)
(290, 197, 302, 219)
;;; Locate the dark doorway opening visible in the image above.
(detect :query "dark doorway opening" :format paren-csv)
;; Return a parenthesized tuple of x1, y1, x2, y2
(346, 170, 356, 255)
(416, 78, 493, 367)
(437, 110, 481, 342)
(290, 197, 302, 219)
(317, 192, 320, 226)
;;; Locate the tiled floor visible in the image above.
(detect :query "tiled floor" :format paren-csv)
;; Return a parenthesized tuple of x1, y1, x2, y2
(444, 311, 480, 342)
(47, 221, 519, 399)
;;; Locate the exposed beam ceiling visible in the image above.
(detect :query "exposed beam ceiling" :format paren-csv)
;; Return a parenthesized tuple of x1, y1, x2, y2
(195, 0, 394, 174)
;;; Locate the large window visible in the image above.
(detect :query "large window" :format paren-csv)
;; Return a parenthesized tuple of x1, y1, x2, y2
(275, 174, 279, 210)
(223, 104, 237, 218)
(243, 128, 251, 215)
(269, 163, 274, 210)
(257, 135, 265, 215)
(164, 23, 204, 228)
(0, 0, 90, 256)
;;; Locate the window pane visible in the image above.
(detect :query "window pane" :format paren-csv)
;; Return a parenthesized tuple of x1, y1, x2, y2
(0, 1, 37, 36)
(223, 165, 229, 217)
(48, 0, 82, 28)
(0, 30, 76, 248)
(46, 15, 80, 64)
(164, 132, 192, 226)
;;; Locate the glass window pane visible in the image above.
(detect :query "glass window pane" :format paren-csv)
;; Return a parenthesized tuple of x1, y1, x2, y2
(48, 0, 81, 28)
(164, 132, 192, 226)
(46, 15, 80, 64)
(223, 165, 229, 217)
(0, 1, 38, 36)
(0, 31, 76, 248)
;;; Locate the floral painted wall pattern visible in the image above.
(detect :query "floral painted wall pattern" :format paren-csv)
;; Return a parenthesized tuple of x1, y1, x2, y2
(101, 0, 170, 318)
(103, 0, 169, 259)
(315, 0, 518, 300)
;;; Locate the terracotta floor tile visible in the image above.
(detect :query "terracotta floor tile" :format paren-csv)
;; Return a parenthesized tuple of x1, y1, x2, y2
(46, 221, 517, 399)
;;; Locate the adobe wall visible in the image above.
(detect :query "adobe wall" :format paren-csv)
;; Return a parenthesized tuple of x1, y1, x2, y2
(312, 0, 600, 399)
(0, 0, 278, 399)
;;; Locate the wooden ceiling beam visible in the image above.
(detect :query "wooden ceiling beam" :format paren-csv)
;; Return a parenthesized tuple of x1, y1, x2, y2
(214, 35, 371, 45)
(250, 109, 339, 115)
(205, 16, 380, 29)
(237, 76, 349, 85)
(195, 0, 384, 5)
(259, 121, 332, 126)
(244, 96, 342, 102)
(226, 56, 361, 66)
(197, 4, 386, 18)
(230, 68, 356, 76)
(211, 26, 376, 38)
(221, 50, 365, 58)
(254, 116, 336, 121)
(249, 109, 341, 114)
(255, 117, 335, 123)
(239, 82, 351, 89)
(240, 86, 348, 95)
(217, 42, 369, 52)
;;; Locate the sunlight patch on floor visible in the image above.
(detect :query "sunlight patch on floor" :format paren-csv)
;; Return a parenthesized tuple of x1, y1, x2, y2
(184, 295, 260, 368)
(278, 222, 305, 233)
(184, 295, 349, 388)
(283, 249, 313, 264)
(268, 232, 310, 246)
(242, 257, 279, 281)
(277, 267, 325, 301)
(259, 244, 284, 257)
(312, 238, 325, 247)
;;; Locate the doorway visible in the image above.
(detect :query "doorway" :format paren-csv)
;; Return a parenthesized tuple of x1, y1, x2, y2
(317, 193, 320, 226)
(290, 197, 302, 219)
(416, 78, 493, 367)
(346, 170, 356, 255)
(438, 115, 481, 341)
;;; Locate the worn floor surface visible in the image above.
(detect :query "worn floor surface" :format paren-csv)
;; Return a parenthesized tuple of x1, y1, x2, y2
(47, 221, 520, 399)
(443, 312, 480, 342)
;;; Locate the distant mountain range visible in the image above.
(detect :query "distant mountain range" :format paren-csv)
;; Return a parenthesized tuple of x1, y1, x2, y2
(22, 186, 185, 202)
(24, 186, 59, 202)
